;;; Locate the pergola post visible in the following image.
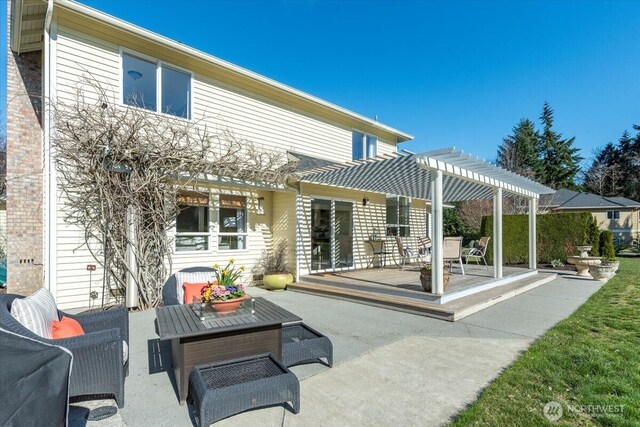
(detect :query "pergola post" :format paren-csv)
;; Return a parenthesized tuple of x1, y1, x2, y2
(528, 197, 537, 269)
(430, 170, 444, 294)
(493, 187, 503, 279)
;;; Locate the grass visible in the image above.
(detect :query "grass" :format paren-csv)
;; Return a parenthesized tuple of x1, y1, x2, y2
(450, 258, 640, 426)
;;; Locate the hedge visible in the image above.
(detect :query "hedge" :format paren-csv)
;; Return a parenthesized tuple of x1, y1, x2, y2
(480, 212, 594, 265)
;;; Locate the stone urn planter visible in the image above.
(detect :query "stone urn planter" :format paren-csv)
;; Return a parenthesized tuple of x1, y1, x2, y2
(589, 263, 617, 282)
(419, 266, 450, 293)
(263, 273, 294, 291)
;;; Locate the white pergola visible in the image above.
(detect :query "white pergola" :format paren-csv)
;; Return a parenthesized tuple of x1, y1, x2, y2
(297, 147, 555, 295)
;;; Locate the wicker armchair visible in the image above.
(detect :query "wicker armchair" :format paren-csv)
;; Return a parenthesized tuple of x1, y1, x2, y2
(0, 294, 129, 408)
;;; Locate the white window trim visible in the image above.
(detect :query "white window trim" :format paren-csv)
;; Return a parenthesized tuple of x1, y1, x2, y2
(607, 210, 620, 220)
(352, 129, 378, 161)
(119, 47, 194, 121)
(386, 195, 411, 236)
(174, 192, 212, 254)
(217, 194, 250, 252)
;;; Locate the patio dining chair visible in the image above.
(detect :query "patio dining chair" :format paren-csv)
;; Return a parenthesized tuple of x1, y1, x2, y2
(395, 236, 420, 270)
(417, 236, 432, 263)
(462, 236, 490, 268)
(443, 236, 465, 275)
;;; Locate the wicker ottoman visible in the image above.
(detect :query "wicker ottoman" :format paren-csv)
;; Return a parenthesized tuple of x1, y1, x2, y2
(282, 323, 334, 368)
(189, 353, 300, 426)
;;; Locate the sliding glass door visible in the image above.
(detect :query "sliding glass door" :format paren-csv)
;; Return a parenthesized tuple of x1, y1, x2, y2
(310, 199, 354, 272)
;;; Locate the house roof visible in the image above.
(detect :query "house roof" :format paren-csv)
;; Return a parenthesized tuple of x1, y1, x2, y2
(295, 147, 554, 202)
(11, 0, 414, 144)
(541, 188, 640, 210)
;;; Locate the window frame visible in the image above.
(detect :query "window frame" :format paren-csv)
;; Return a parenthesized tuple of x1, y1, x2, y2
(606, 210, 620, 220)
(217, 194, 250, 252)
(120, 48, 194, 120)
(351, 129, 378, 161)
(385, 195, 411, 237)
(174, 192, 211, 254)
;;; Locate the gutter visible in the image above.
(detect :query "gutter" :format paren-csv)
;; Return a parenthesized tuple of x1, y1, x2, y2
(54, 0, 413, 142)
(44, 0, 57, 299)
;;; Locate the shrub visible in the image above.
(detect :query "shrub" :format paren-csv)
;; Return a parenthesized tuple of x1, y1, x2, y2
(586, 215, 601, 256)
(480, 212, 592, 264)
(253, 240, 290, 276)
(599, 230, 616, 260)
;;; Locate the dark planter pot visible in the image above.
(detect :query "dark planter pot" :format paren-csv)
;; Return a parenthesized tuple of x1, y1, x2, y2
(419, 268, 450, 293)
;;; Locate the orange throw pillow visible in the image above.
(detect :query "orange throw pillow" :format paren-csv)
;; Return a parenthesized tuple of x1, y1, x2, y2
(52, 316, 85, 339)
(183, 282, 207, 304)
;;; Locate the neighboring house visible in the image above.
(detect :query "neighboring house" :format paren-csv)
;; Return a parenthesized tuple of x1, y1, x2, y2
(541, 188, 640, 244)
(7, 0, 433, 308)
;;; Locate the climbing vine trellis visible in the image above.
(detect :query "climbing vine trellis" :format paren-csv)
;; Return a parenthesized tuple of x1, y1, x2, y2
(53, 79, 297, 309)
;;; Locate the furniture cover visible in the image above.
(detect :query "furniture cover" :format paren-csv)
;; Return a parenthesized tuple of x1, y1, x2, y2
(0, 327, 73, 426)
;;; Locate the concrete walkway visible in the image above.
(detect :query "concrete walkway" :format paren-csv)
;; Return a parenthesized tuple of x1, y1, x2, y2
(69, 272, 602, 427)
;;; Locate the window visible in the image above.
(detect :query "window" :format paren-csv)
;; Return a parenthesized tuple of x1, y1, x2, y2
(352, 131, 377, 161)
(607, 210, 620, 220)
(122, 52, 191, 119)
(218, 195, 248, 250)
(386, 195, 410, 237)
(175, 192, 209, 251)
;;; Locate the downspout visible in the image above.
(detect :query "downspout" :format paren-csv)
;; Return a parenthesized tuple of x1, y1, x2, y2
(43, 0, 56, 298)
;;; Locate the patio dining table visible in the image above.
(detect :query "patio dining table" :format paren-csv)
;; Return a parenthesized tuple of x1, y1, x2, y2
(156, 297, 301, 404)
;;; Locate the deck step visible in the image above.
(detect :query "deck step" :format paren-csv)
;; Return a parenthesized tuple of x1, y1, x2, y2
(288, 281, 455, 321)
(288, 271, 557, 322)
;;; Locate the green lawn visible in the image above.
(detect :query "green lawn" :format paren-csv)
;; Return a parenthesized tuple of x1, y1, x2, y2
(450, 258, 640, 426)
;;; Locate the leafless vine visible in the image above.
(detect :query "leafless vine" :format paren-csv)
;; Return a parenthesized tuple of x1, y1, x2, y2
(53, 78, 297, 309)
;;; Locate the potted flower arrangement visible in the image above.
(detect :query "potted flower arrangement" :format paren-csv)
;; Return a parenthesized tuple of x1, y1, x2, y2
(419, 264, 450, 293)
(254, 241, 293, 291)
(201, 259, 248, 312)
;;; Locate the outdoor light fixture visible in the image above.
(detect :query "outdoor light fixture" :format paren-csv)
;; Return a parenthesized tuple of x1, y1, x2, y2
(257, 197, 265, 215)
(362, 197, 369, 206)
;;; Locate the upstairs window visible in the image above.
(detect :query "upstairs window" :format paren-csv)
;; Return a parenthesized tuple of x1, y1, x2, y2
(122, 52, 191, 119)
(352, 131, 377, 161)
(175, 192, 209, 252)
(607, 210, 620, 220)
(386, 195, 411, 237)
(218, 195, 248, 251)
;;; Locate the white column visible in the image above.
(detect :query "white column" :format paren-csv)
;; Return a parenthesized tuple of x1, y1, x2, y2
(528, 197, 538, 269)
(295, 185, 303, 281)
(493, 187, 503, 279)
(430, 170, 444, 294)
(125, 206, 138, 308)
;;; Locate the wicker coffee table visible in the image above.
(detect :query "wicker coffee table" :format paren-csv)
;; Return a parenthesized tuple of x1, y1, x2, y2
(189, 353, 300, 426)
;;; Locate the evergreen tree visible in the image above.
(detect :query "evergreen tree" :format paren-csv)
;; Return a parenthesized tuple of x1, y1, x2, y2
(497, 118, 543, 179)
(584, 128, 640, 198)
(539, 102, 582, 189)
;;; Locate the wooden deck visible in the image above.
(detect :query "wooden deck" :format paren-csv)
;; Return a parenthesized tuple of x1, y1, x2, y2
(288, 265, 557, 321)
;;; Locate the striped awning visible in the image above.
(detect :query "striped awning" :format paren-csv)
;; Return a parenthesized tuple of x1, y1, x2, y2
(296, 147, 554, 202)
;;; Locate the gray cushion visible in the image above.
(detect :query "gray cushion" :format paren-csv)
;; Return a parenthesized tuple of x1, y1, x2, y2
(11, 289, 59, 339)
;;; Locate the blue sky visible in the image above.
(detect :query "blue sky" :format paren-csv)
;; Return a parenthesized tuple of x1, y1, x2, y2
(2, 1, 639, 165)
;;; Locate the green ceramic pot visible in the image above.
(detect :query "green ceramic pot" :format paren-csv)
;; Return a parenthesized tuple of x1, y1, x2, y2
(263, 273, 294, 291)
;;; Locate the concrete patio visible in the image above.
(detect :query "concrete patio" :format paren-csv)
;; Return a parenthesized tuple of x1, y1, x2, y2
(69, 271, 603, 427)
